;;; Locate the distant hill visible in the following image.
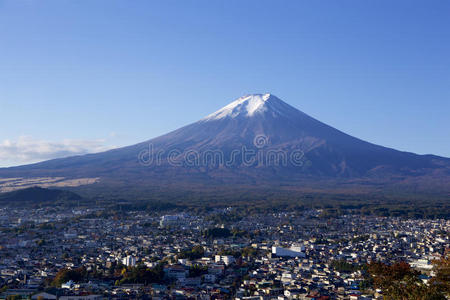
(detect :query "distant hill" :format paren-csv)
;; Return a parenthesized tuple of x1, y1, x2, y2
(0, 187, 82, 204)
(0, 94, 448, 198)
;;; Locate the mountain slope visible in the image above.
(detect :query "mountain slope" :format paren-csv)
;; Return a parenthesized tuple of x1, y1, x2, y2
(0, 94, 449, 195)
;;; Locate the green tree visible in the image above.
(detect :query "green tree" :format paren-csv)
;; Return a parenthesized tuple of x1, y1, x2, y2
(178, 245, 204, 260)
(189, 265, 208, 277)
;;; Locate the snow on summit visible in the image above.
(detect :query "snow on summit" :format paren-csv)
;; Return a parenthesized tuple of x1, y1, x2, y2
(203, 93, 293, 120)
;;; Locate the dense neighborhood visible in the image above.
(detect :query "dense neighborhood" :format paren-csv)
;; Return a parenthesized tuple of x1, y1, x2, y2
(0, 205, 448, 299)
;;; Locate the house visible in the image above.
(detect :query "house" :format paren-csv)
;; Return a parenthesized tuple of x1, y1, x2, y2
(164, 265, 188, 280)
(32, 292, 57, 300)
(59, 296, 102, 300)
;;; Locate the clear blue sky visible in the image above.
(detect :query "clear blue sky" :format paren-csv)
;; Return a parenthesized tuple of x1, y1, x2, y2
(1, 0, 449, 166)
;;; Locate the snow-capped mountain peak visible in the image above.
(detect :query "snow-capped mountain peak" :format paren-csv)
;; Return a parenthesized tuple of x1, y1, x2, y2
(1, 93, 448, 197)
(203, 93, 282, 120)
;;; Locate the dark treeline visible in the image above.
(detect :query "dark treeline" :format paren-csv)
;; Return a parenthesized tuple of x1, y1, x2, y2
(2, 186, 449, 219)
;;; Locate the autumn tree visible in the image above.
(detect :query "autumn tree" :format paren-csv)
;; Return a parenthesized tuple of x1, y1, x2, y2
(430, 252, 450, 296)
(52, 267, 86, 286)
(368, 261, 445, 300)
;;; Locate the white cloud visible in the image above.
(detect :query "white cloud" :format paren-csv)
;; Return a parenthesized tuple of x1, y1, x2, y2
(0, 136, 116, 167)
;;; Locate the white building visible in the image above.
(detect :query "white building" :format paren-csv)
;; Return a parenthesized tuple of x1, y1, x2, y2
(272, 244, 305, 258)
(61, 280, 75, 289)
(122, 255, 136, 267)
(215, 255, 235, 265)
(159, 214, 187, 227)
(410, 258, 433, 270)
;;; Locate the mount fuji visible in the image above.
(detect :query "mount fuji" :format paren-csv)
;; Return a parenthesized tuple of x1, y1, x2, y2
(1, 94, 449, 197)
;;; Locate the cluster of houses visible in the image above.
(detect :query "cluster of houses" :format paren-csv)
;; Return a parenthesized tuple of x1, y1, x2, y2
(0, 205, 448, 299)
